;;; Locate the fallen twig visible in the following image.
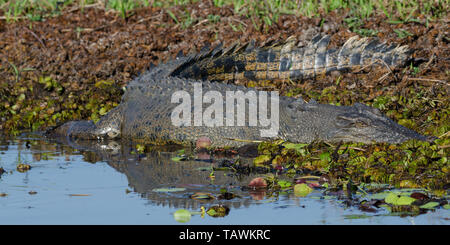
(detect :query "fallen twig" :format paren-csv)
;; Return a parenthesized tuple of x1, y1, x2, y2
(224, 138, 263, 143)
(377, 58, 398, 82)
(65, 3, 103, 14)
(407, 77, 449, 86)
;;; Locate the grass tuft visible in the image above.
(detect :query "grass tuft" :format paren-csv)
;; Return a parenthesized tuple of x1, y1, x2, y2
(0, 0, 447, 23)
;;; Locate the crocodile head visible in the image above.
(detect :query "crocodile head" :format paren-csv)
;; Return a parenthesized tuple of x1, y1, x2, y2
(45, 120, 121, 140)
(327, 103, 432, 144)
(46, 107, 122, 141)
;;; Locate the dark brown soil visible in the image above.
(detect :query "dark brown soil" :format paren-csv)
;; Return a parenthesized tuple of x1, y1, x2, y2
(0, 1, 448, 133)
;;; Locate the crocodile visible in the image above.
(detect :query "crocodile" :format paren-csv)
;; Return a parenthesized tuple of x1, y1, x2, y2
(46, 35, 432, 147)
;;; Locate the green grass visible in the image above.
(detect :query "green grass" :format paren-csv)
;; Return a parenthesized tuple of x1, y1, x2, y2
(0, 0, 448, 23)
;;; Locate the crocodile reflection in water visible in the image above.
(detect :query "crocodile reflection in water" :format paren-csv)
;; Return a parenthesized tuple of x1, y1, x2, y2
(49, 136, 275, 211)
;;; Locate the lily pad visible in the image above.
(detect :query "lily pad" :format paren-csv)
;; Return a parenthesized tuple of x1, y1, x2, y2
(190, 192, 215, 200)
(173, 209, 191, 223)
(396, 196, 417, 205)
(248, 177, 268, 189)
(17, 163, 31, 173)
(294, 183, 313, 197)
(385, 193, 400, 204)
(419, 202, 439, 209)
(278, 180, 292, 188)
(410, 192, 429, 200)
(385, 193, 416, 205)
(206, 205, 230, 218)
(370, 192, 389, 200)
(443, 204, 450, 210)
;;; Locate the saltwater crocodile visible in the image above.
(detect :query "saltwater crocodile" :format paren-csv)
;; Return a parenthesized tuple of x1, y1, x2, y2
(46, 35, 432, 147)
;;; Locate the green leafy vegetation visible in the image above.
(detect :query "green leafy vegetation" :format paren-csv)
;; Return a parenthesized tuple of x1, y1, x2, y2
(294, 183, 313, 197)
(1, 0, 447, 23)
(254, 138, 448, 190)
(173, 209, 192, 223)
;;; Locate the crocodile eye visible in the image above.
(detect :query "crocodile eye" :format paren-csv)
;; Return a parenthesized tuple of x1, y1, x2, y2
(354, 120, 368, 127)
(336, 114, 369, 128)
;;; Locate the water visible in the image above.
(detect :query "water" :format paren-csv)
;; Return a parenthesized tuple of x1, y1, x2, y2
(0, 133, 448, 225)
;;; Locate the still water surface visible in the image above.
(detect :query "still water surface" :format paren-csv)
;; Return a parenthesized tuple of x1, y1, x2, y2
(0, 133, 448, 225)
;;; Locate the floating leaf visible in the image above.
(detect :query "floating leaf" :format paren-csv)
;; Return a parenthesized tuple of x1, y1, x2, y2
(385, 193, 400, 204)
(385, 192, 416, 205)
(248, 177, 267, 189)
(283, 143, 308, 150)
(190, 192, 215, 200)
(196, 137, 212, 149)
(283, 143, 308, 155)
(17, 163, 31, 173)
(173, 209, 191, 223)
(319, 152, 331, 162)
(370, 192, 389, 200)
(99, 107, 108, 116)
(419, 202, 439, 209)
(171, 156, 186, 162)
(278, 180, 292, 188)
(294, 183, 313, 197)
(152, 187, 186, 192)
(272, 155, 284, 165)
(206, 205, 230, 218)
(379, 204, 392, 212)
(410, 192, 429, 200)
(443, 204, 450, 210)
(135, 144, 145, 153)
(396, 196, 417, 205)
(253, 155, 271, 165)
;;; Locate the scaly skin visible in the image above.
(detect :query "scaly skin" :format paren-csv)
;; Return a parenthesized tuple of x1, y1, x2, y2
(46, 35, 432, 147)
(171, 35, 411, 83)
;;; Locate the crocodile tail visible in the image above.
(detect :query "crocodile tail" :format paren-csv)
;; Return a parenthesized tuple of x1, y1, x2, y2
(328, 35, 412, 75)
(169, 35, 411, 83)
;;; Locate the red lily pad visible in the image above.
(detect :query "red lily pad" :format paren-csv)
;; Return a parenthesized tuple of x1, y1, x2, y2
(248, 177, 267, 189)
(410, 192, 429, 201)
